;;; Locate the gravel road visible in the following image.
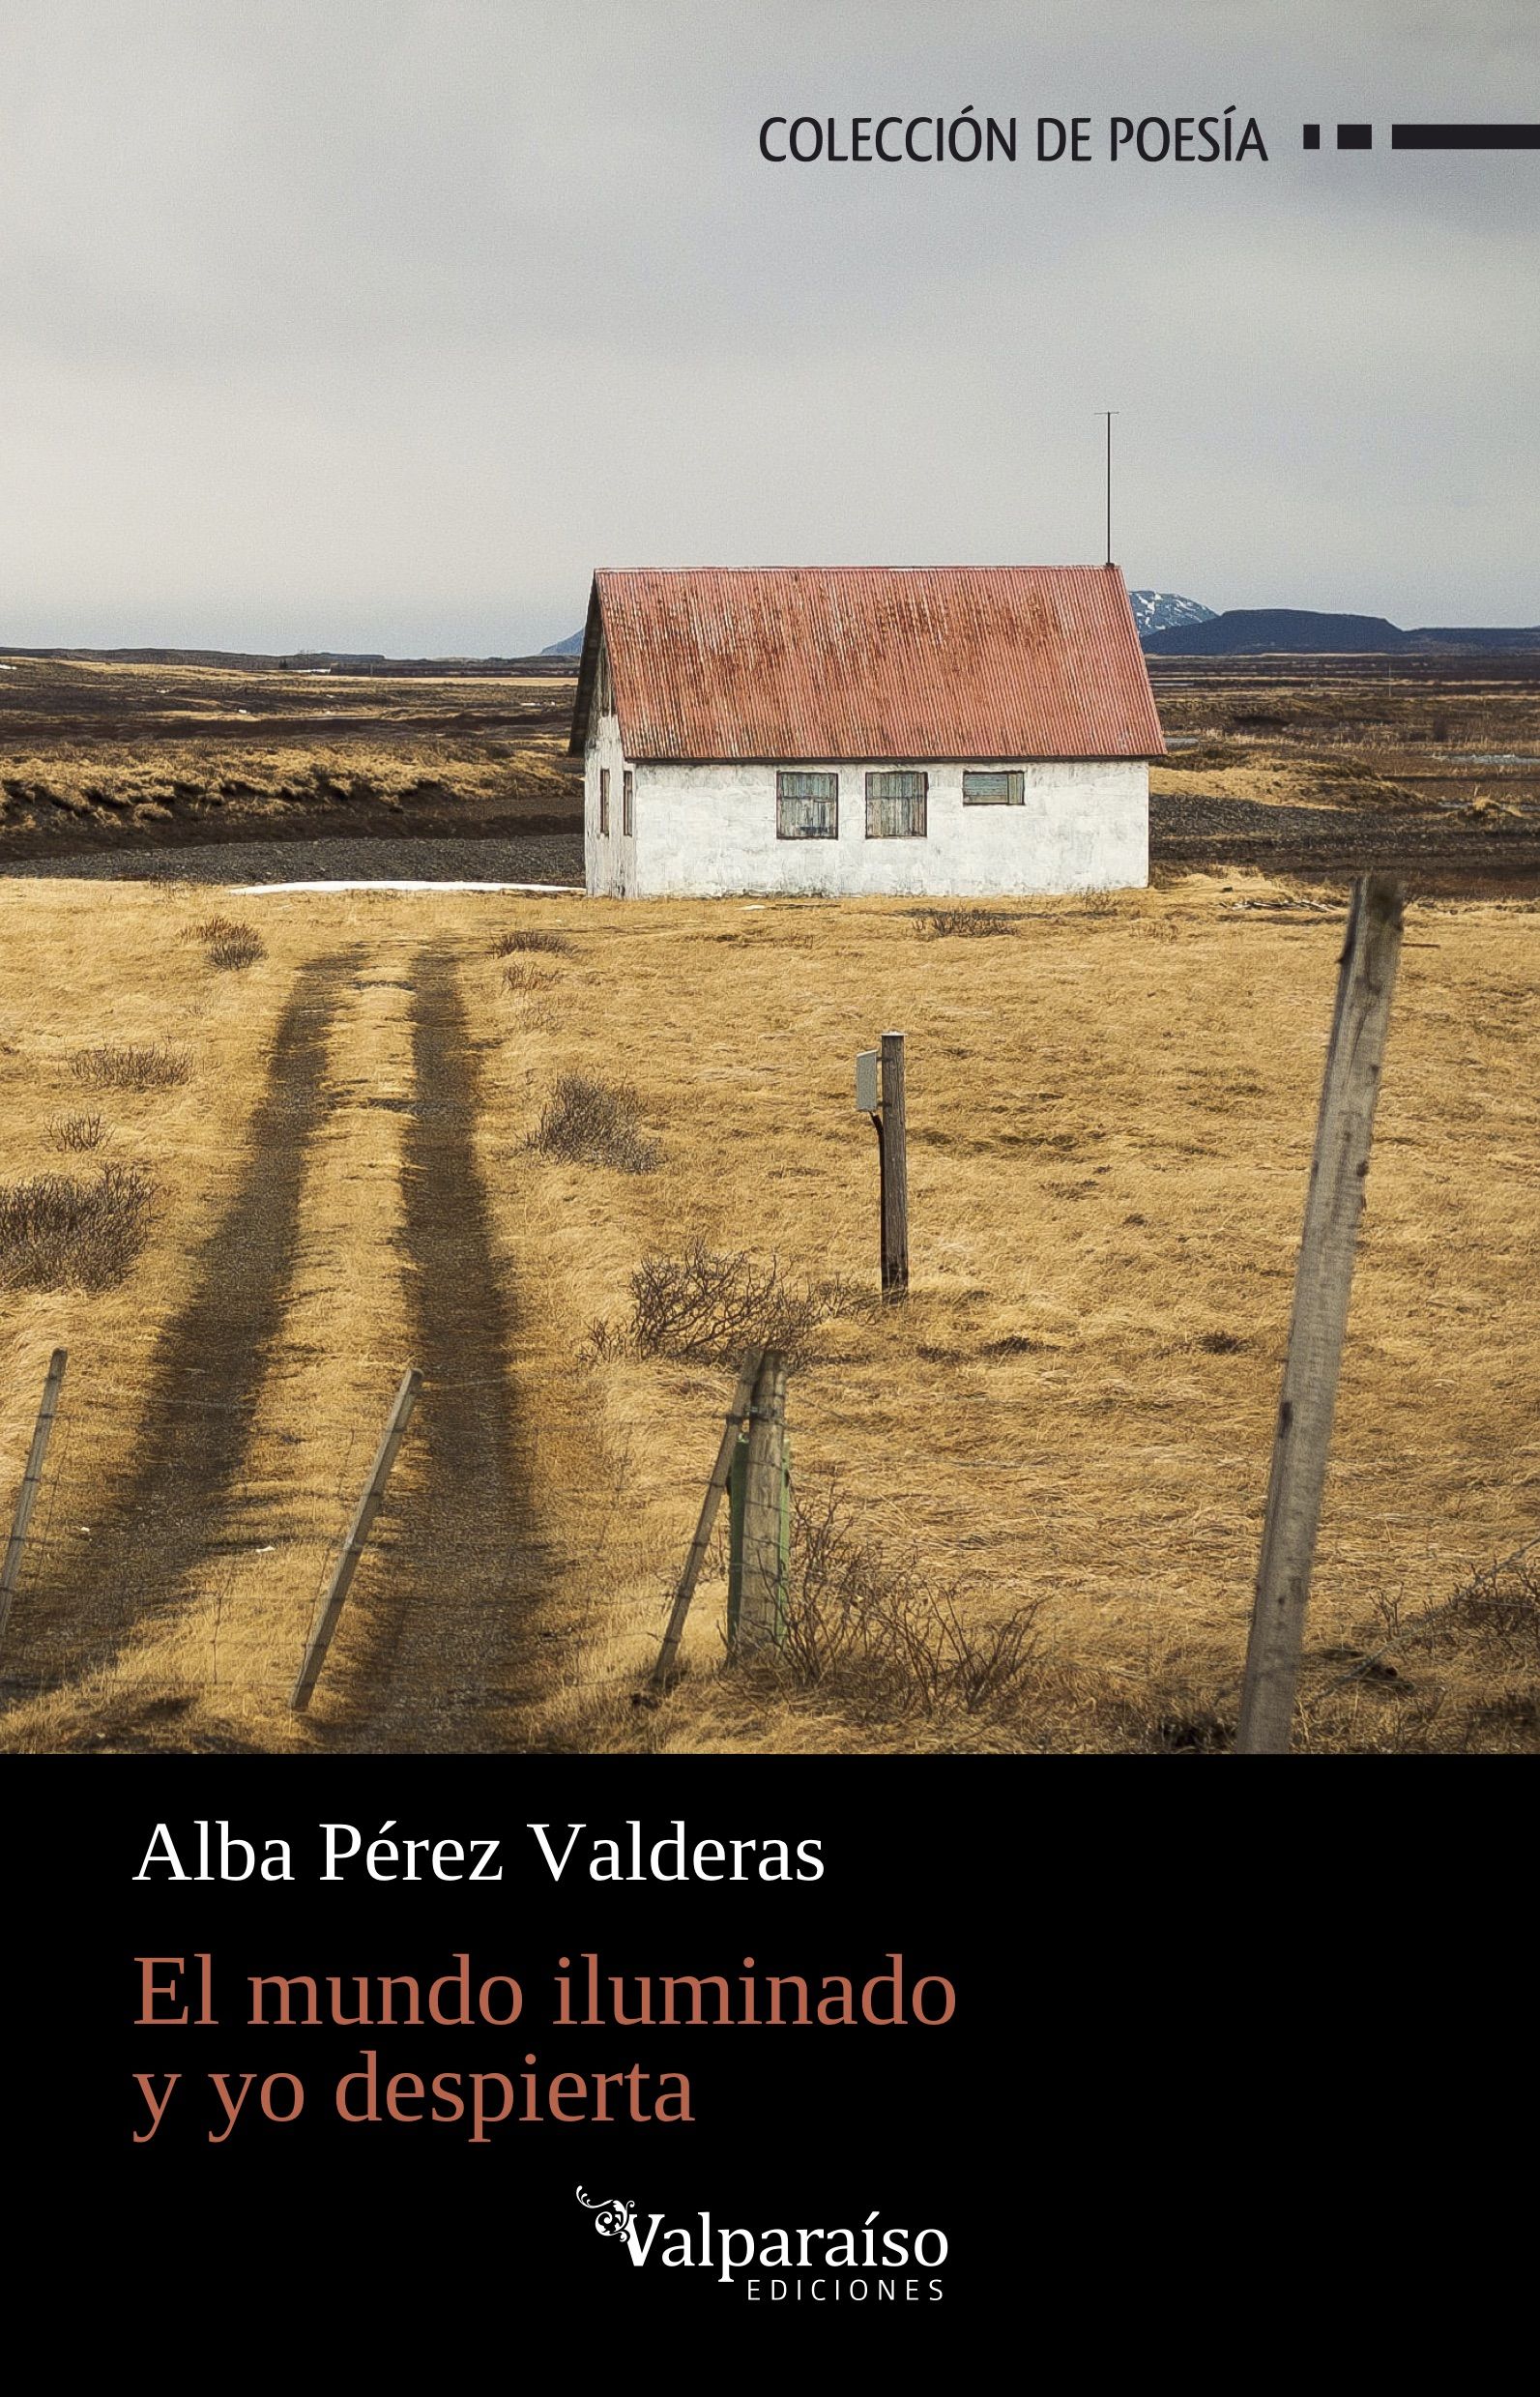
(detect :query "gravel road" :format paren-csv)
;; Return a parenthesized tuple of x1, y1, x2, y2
(1148, 795, 1540, 892)
(2, 805, 1534, 895)
(0, 830, 587, 885)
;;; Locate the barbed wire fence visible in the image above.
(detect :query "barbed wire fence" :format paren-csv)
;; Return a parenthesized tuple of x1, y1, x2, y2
(0, 1334, 1523, 1748)
(0, 1330, 1052, 1726)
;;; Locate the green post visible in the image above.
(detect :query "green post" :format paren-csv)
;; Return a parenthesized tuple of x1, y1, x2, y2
(729, 1355, 793, 1654)
(774, 1434, 791, 1644)
(725, 1431, 748, 1651)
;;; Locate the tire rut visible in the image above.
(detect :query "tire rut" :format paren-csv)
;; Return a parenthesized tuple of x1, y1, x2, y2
(3, 950, 362, 1721)
(329, 940, 537, 1751)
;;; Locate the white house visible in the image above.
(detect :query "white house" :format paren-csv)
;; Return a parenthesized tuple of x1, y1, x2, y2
(570, 565, 1165, 899)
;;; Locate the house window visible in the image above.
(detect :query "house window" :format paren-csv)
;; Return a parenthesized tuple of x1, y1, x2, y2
(623, 769, 634, 836)
(865, 770, 927, 838)
(776, 770, 839, 839)
(598, 767, 610, 833)
(963, 769, 1025, 805)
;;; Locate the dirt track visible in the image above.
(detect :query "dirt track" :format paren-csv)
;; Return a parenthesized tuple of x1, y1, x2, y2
(4, 936, 552, 1752)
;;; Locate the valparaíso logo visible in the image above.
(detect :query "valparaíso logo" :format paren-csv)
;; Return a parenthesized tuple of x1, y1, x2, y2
(575, 2189, 946, 2302)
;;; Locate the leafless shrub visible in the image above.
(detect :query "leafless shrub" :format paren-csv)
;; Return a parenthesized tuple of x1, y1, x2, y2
(531, 1072, 661, 1173)
(502, 959, 556, 994)
(752, 1478, 1041, 1718)
(913, 907, 1019, 939)
(494, 927, 573, 957)
(177, 914, 266, 967)
(1383, 1548, 1540, 1664)
(1274, 1545, 1540, 1756)
(50, 1111, 109, 1153)
(591, 1239, 873, 1367)
(71, 1040, 191, 1092)
(207, 928, 265, 970)
(0, 1164, 157, 1289)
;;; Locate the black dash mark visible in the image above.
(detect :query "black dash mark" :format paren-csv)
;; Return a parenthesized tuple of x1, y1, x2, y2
(1392, 123, 1540, 149)
(1337, 123, 1373, 150)
(1303, 123, 1322, 150)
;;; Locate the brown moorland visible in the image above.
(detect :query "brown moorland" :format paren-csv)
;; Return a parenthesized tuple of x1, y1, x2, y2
(0, 653, 578, 857)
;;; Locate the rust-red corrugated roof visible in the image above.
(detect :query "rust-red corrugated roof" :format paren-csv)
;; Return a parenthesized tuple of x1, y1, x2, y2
(568, 566, 1165, 762)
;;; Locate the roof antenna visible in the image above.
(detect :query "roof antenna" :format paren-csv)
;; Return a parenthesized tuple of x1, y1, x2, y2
(1099, 410, 1118, 569)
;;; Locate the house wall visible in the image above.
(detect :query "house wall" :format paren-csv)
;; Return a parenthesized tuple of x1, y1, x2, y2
(583, 654, 634, 897)
(618, 759, 1148, 899)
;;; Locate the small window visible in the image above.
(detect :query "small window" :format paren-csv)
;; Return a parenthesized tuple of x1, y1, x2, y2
(776, 770, 839, 840)
(865, 770, 927, 838)
(963, 770, 1025, 806)
(598, 767, 610, 833)
(623, 769, 634, 836)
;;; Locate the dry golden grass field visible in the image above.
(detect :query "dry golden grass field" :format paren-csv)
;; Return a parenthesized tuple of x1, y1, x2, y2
(1, 868, 1537, 1754)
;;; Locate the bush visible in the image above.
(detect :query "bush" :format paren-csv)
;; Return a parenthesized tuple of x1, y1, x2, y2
(187, 915, 265, 970)
(494, 927, 573, 957)
(591, 1238, 871, 1367)
(766, 1480, 1042, 1718)
(1379, 1546, 1540, 1664)
(914, 908, 1018, 939)
(208, 928, 265, 971)
(71, 1041, 191, 1092)
(0, 1164, 157, 1289)
(531, 1073, 660, 1172)
(502, 959, 556, 994)
(49, 1111, 109, 1153)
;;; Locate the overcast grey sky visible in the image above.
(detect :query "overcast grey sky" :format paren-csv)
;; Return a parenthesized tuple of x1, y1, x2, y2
(1, 0, 1535, 651)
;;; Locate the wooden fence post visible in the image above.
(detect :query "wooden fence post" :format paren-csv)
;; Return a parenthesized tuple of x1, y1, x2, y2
(880, 1031, 909, 1299)
(726, 1431, 748, 1648)
(0, 1348, 68, 1652)
(650, 1346, 764, 1690)
(1236, 875, 1405, 1755)
(290, 1367, 421, 1711)
(736, 1349, 789, 1649)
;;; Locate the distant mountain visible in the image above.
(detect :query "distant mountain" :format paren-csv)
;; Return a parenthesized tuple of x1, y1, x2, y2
(1127, 590, 1215, 637)
(1143, 609, 1415, 656)
(540, 629, 586, 657)
(1143, 607, 1540, 656)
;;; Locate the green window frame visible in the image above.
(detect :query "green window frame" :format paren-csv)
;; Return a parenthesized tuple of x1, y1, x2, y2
(776, 770, 839, 839)
(865, 770, 928, 838)
(962, 769, 1025, 805)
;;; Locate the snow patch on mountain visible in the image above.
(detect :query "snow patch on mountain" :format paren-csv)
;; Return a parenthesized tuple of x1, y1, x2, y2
(1127, 590, 1216, 638)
